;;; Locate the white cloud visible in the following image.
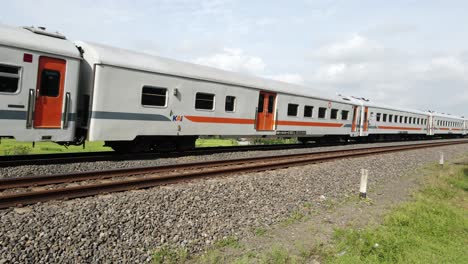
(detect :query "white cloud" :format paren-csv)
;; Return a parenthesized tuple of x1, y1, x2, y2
(314, 34, 391, 63)
(309, 34, 468, 115)
(194, 48, 305, 85)
(194, 48, 266, 74)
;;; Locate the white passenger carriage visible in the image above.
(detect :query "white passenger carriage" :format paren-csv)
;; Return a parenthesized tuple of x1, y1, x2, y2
(429, 112, 465, 137)
(359, 100, 430, 140)
(0, 23, 466, 152)
(0, 25, 81, 143)
(75, 42, 362, 151)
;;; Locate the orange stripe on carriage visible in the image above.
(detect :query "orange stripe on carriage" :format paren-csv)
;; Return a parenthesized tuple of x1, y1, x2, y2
(277, 120, 344, 127)
(185, 116, 255, 124)
(377, 126, 422, 131)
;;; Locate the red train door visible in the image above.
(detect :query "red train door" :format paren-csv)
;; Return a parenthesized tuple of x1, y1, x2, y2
(34, 56, 66, 129)
(363, 107, 369, 132)
(256, 91, 276, 131)
(351, 106, 358, 132)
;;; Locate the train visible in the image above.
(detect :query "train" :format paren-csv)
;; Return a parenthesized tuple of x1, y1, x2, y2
(0, 24, 467, 152)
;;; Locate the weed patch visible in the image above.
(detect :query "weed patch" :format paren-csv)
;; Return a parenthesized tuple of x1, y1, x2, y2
(326, 162, 468, 264)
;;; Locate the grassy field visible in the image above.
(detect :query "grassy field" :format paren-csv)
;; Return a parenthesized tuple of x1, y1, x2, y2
(0, 138, 239, 155)
(0, 138, 111, 155)
(325, 162, 468, 264)
(195, 138, 238, 147)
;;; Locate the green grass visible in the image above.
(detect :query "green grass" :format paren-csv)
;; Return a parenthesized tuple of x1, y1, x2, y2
(1, 137, 296, 155)
(152, 246, 188, 264)
(0, 138, 239, 155)
(214, 236, 241, 249)
(196, 138, 238, 147)
(326, 163, 468, 264)
(0, 138, 111, 155)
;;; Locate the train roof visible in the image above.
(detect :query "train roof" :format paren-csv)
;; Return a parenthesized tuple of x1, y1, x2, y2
(350, 98, 429, 115)
(75, 41, 355, 105)
(430, 112, 465, 120)
(0, 24, 81, 59)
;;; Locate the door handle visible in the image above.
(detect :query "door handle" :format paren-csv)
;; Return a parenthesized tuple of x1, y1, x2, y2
(254, 107, 258, 129)
(26, 89, 35, 128)
(63, 92, 71, 129)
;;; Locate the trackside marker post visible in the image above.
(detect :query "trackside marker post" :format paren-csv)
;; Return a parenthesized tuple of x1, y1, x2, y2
(439, 152, 444, 167)
(359, 169, 369, 199)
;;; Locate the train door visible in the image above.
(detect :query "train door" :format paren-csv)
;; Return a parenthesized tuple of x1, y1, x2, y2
(428, 116, 435, 136)
(33, 56, 66, 128)
(256, 91, 276, 131)
(350, 106, 360, 137)
(360, 106, 369, 136)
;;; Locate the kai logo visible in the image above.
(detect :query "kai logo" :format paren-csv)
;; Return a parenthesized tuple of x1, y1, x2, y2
(172, 115, 184, 122)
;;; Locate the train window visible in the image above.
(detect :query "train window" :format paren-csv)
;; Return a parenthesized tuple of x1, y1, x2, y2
(304, 105, 314, 118)
(225, 96, 236, 112)
(0, 65, 21, 93)
(394, 115, 398, 123)
(330, 109, 338, 119)
(268, 95, 275, 113)
(383, 114, 387, 122)
(409, 117, 413, 124)
(257, 94, 264, 113)
(318, 107, 327, 118)
(399, 116, 403, 123)
(404, 116, 408, 124)
(195, 92, 215, 110)
(389, 114, 393, 122)
(376, 113, 381, 122)
(141, 86, 167, 107)
(39, 70, 60, 97)
(287, 104, 298, 116)
(341, 110, 349, 120)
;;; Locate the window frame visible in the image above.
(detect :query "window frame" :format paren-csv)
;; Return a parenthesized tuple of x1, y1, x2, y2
(141, 86, 169, 108)
(318, 107, 327, 119)
(287, 103, 299, 117)
(195, 92, 216, 111)
(0, 64, 22, 95)
(225, 95, 236, 113)
(330, 108, 339, 120)
(304, 105, 314, 118)
(341, 110, 349, 120)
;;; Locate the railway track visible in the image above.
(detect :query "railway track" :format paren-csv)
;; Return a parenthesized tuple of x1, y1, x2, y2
(1, 139, 467, 209)
(0, 142, 337, 167)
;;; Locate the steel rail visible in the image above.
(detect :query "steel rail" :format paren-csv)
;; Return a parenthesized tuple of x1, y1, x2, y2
(0, 139, 467, 209)
(0, 143, 324, 167)
(2, 139, 466, 190)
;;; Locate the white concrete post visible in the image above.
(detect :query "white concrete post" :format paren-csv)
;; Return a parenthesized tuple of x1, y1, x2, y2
(359, 169, 369, 199)
(439, 152, 444, 167)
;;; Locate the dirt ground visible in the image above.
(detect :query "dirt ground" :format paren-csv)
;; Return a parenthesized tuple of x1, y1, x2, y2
(211, 160, 436, 263)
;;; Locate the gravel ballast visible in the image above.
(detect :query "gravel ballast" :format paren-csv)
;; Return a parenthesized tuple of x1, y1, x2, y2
(0, 139, 463, 179)
(0, 142, 467, 263)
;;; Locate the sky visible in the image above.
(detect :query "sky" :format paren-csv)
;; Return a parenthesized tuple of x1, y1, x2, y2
(2, 0, 467, 116)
